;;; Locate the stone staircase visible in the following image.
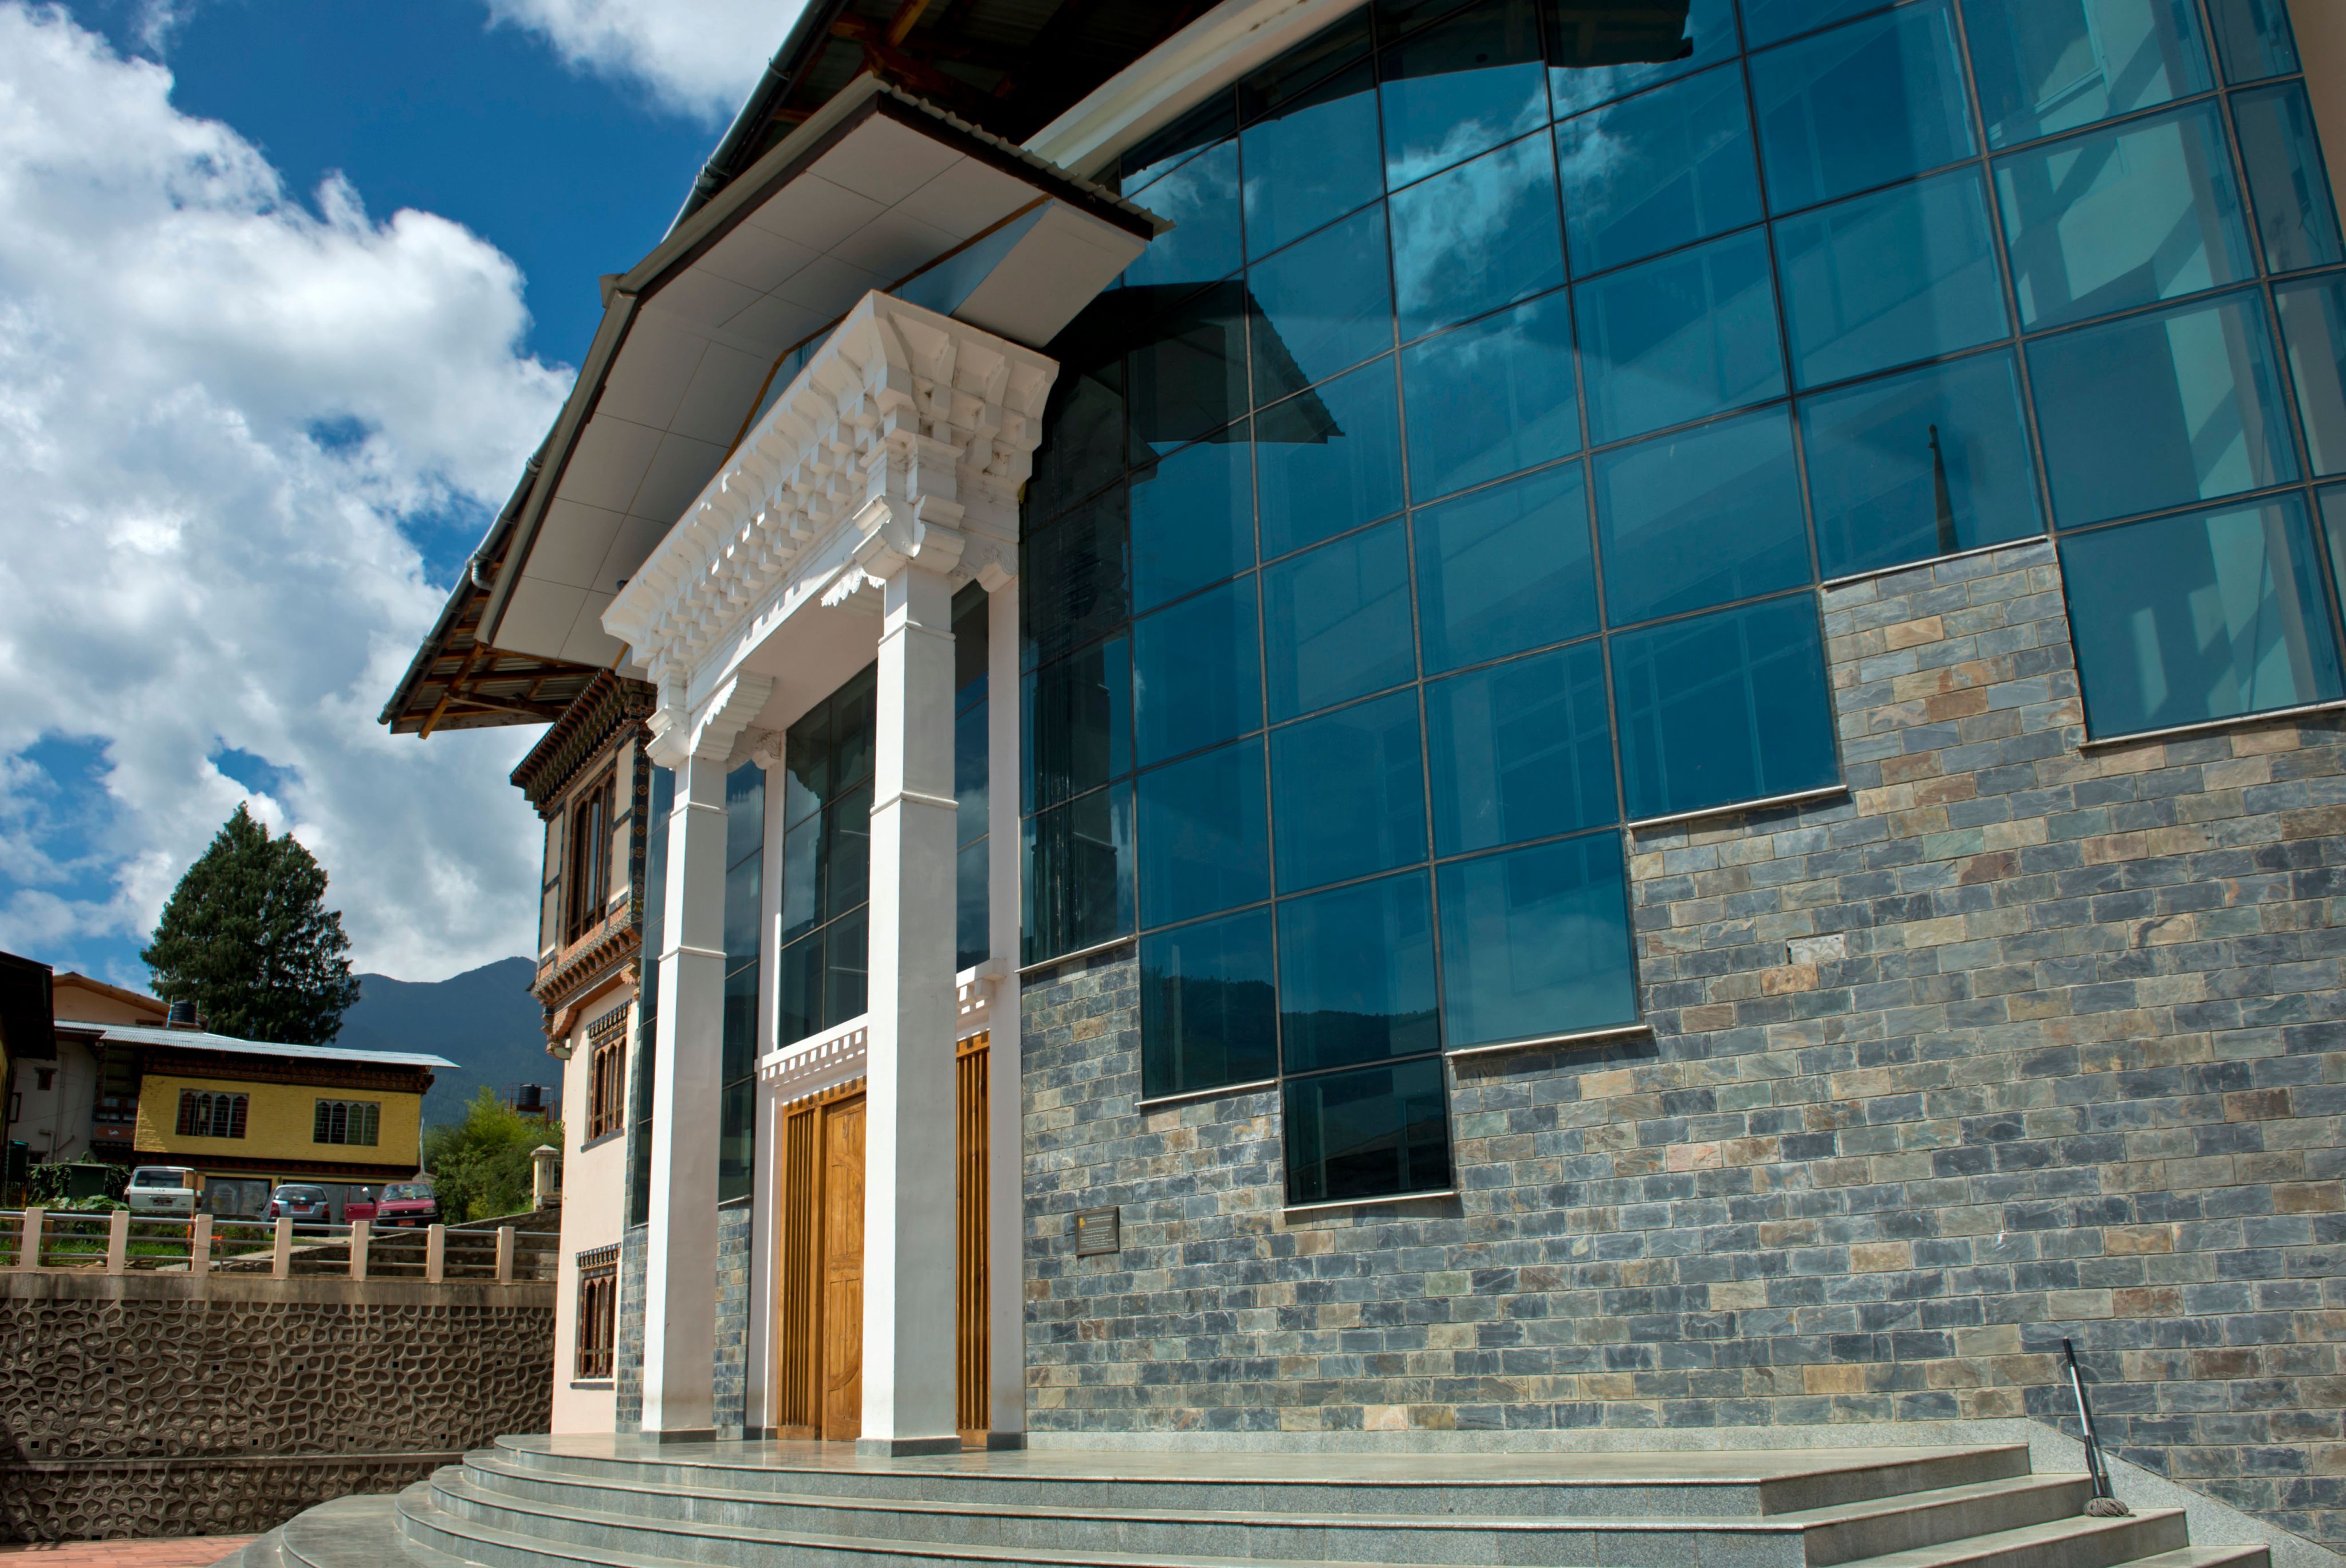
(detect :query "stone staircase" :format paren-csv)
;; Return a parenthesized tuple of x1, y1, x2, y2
(212, 1435, 2278, 1568)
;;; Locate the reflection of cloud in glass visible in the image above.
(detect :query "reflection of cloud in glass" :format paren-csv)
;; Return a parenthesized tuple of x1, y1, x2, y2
(1383, 69, 1549, 189)
(1390, 136, 1553, 324)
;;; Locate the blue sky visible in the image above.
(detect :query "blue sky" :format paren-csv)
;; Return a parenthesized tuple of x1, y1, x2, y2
(0, 0, 786, 987)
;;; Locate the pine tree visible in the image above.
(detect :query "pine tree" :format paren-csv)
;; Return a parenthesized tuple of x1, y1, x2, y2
(141, 803, 363, 1043)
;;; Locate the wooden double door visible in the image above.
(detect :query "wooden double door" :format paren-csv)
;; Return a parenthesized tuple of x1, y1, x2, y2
(772, 1031, 990, 1443)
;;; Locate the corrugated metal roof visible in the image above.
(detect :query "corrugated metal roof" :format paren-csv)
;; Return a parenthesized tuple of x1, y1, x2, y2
(100, 1024, 457, 1071)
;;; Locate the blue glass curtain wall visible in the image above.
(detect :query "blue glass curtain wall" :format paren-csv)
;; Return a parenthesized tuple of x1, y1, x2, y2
(778, 666, 876, 1049)
(717, 759, 765, 1204)
(626, 763, 674, 1229)
(954, 585, 991, 972)
(1021, 0, 2346, 1196)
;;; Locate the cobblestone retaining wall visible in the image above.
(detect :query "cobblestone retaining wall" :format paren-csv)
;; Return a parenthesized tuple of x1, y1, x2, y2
(0, 1270, 551, 1541)
(1022, 538, 2346, 1550)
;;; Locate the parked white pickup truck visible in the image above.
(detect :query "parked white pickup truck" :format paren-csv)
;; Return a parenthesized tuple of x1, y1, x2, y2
(125, 1165, 199, 1218)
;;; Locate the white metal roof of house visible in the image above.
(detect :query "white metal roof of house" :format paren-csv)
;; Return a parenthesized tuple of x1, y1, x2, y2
(99, 1024, 457, 1071)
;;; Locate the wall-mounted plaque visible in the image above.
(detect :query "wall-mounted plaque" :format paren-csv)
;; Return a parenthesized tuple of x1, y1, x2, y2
(1074, 1206, 1119, 1256)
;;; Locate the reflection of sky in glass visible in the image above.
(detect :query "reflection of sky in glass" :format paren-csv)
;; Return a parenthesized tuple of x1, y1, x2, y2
(1389, 133, 1562, 339)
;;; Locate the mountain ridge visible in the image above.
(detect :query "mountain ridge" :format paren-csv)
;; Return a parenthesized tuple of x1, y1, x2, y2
(336, 956, 554, 1126)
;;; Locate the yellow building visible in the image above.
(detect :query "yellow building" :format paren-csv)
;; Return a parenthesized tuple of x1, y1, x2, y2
(99, 1023, 452, 1212)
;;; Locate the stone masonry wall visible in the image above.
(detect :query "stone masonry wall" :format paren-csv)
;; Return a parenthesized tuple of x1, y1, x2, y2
(713, 1204, 752, 1439)
(614, 1223, 646, 1432)
(0, 1271, 550, 1541)
(1022, 538, 2346, 1550)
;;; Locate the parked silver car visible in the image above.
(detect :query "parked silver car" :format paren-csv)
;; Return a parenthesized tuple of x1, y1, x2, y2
(125, 1166, 198, 1218)
(266, 1184, 332, 1228)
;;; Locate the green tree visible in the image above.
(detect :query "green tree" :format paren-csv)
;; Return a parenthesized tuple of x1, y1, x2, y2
(423, 1087, 561, 1222)
(141, 803, 361, 1042)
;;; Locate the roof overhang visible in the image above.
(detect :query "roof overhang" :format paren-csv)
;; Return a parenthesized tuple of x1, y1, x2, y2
(477, 76, 1159, 672)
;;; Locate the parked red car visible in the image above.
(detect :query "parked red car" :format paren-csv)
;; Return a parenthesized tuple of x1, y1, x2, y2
(376, 1180, 438, 1228)
(343, 1188, 379, 1223)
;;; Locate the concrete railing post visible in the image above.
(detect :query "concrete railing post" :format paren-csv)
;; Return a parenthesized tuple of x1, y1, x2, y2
(495, 1226, 515, 1285)
(424, 1223, 445, 1285)
(271, 1216, 293, 1279)
(190, 1214, 212, 1277)
(17, 1208, 43, 1271)
(349, 1220, 370, 1282)
(105, 1209, 130, 1274)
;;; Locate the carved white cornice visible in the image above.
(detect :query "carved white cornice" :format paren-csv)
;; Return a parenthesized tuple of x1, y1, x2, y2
(647, 669, 774, 769)
(602, 290, 1059, 704)
(758, 1014, 871, 1106)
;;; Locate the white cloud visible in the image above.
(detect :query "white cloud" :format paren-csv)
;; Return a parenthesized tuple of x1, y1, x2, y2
(0, 3, 572, 981)
(482, 0, 801, 123)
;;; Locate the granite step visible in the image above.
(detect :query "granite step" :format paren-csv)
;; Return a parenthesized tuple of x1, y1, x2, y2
(489, 1437, 2033, 1519)
(403, 1458, 2203, 1568)
(451, 1448, 2095, 1568)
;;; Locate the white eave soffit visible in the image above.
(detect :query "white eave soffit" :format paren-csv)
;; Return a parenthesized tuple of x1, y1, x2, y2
(482, 79, 1159, 670)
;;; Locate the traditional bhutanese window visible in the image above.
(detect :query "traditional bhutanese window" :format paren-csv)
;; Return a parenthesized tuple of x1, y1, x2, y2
(575, 1247, 619, 1380)
(564, 773, 615, 945)
(176, 1090, 247, 1140)
(585, 1006, 628, 1141)
(312, 1099, 380, 1147)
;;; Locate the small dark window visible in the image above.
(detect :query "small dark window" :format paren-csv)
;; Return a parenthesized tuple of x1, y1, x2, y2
(34, 1069, 54, 1091)
(176, 1090, 247, 1140)
(585, 1007, 628, 1142)
(564, 774, 615, 945)
(576, 1254, 619, 1379)
(312, 1099, 380, 1147)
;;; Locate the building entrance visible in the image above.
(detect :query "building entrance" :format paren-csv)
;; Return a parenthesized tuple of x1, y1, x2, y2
(771, 1031, 990, 1445)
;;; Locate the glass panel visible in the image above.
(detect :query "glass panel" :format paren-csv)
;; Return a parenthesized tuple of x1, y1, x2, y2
(810, 790, 864, 929)
(778, 933, 823, 1046)
(1437, 833, 1636, 1047)
(1741, 0, 1881, 48)
(1241, 62, 1385, 261)
(1594, 408, 1809, 625)
(1264, 518, 1418, 720)
(1751, 0, 1977, 215)
(1124, 140, 1243, 290)
(1426, 640, 1616, 855)
(1249, 205, 1395, 403)
(721, 963, 758, 1083)
(1027, 361, 1125, 521)
(780, 814, 821, 945)
(1136, 738, 1270, 926)
(1120, 93, 1235, 195)
(1557, 64, 1763, 277)
(1576, 227, 1786, 444)
(1282, 1057, 1452, 1205)
(2030, 290, 2298, 527)
(1774, 167, 2009, 389)
(1613, 593, 1840, 821)
(1141, 908, 1280, 1100)
(2279, 275, 2346, 476)
(717, 1078, 754, 1204)
(1127, 280, 1250, 455)
(1131, 426, 1256, 612)
(1390, 133, 1566, 341)
(722, 857, 761, 972)
(1277, 871, 1439, 1073)
(784, 703, 828, 825)
(2207, 0, 2299, 82)
(824, 907, 867, 1025)
(956, 838, 989, 972)
(955, 703, 987, 848)
(1021, 782, 1134, 963)
(1241, 7, 1374, 121)
(1379, 0, 1548, 187)
(1269, 690, 1428, 892)
(1021, 487, 1128, 671)
(1401, 293, 1579, 502)
(1994, 103, 2256, 332)
(1964, 0, 2213, 149)
(1022, 635, 1130, 813)
(1549, 0, 1737, 119)
(1803, 350, 2044, 580)
(2321, 485, 2346, 604)
(1413, 460, 1598, 673)
(1134, 574, 1263, 764)
(727, 761, 765, 868)
(953, 584, 989, 705)
(1255, 358, 1407, 557)
(2233, 83, 2345, 274)
(2062, 497, 2344, 735)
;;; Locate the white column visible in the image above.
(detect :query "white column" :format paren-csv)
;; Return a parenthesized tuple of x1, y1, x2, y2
(641, 672, 770, 1440)
(985, 573, 1025, 1441)
(859, 529, 965, 1456)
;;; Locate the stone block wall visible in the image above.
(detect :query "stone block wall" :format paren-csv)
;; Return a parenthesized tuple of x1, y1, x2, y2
(0, 1271, 551, 1541)
(614, 1223, 645, 1432)
(713, 1204, 753, 1438)
(1021, 539, 2346, 1550)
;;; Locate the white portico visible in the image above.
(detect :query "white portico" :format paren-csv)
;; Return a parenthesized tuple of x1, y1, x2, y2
(604, 290, 1061, 1454)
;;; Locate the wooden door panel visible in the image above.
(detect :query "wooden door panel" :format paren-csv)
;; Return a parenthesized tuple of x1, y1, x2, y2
(821, 1097, 866, 1442)
(956, 1032, 989, 1443)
